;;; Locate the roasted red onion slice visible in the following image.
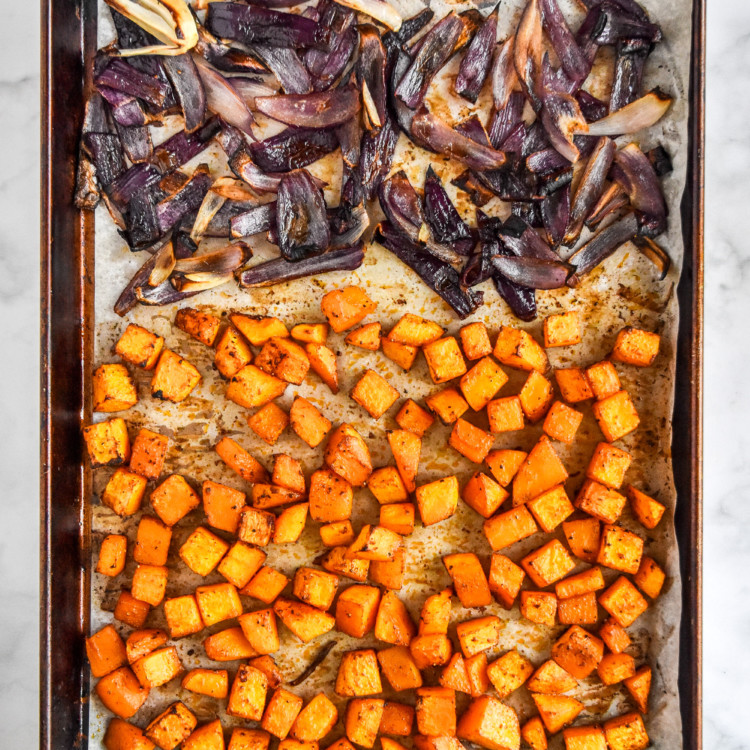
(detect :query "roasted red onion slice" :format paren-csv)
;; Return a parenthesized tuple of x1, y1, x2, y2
(586, 182, 628, 228)
(193, 55, 255, 136)
(585, 89, 672, 136)
(276, 169, 331, 261)
(492, 255, 571, 289)
(541, 183, 570, 247)
(173, 241, 251, 274)
(489, 91, 525, 149)
(156, 165, 213, 234)
(249, 45, 313, 95)
(423, 166, 475, 256)
(358, 25, 387, 129)
(514, 0, 543, 110)
(230, 202, 277, 238)
(254, 86, 360, 129)
(95, 58, 172, 108)
(229, 77, 278, 107)
(360, 117, 399, 201)
(162, 54, 206, 131)
(492, 36, 518, 111)
(249, 127, 339, 173)
(541, 90, 588, 162)
(151, 118, 220, 172)
(455, 5, 498, 103)
(539, 0, 590, 86)
(610, 38, 650, 112)
(568, 212, 639, 278)
(589, 3, 662, 46)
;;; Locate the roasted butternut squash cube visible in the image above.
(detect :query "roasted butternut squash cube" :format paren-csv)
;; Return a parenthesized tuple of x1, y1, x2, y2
(485, 450, 527, 487)
(585, 361, 621, 400)
(423, 337, 467, 384)
(369, 548, 404, 590)
(348, 525, 403, 561)
(543, 312, 581, 348)
(459, 357, 508, 411)
(103, 718, 155, 750)
(116, 324, 164, 369)
(102, 467, 147, 517)
(513, 436, 569, 506)
(255, 337, 310, 385)
(216, 438, 268, 485)
(97, 534, 127, 577)
(252, 484, 304, 511)
(367, 467, 408, 505)
(377, 646, 423, 692)
(325, 424, 373, 487)
(150, 475, 200, 527)
(145, 702, 197, 750)
(129, 429, 169, 480)
(345, 699, 384, 748)
(204, 480, 246, 534)
(593, 390, 640, 442)
(203, 627, 257, 661)
(290, 693, 338, 742)
(443, 553, 492, 607)
(96, 667, 149, 718)
(379, 503, 415, 536)
(520, 591, 557, 627)
(291, 323, 328, 344)
(455, 616, 501, 658)
(322, 547, 370, 583)
(627, 486, 666, 529)
(238, 507, 275, 547)
(227, 364, 287, 409)
(449, 419, 493, 464)
(83, 418, 130, 467)
(218, 543, 266, 589)
(624, 666, 651, 714)
(336, 649, 383, 696)
(611, 327, 660, 367)
(586, 443, 631, 489)
(413, 736, 466, 750)
(554, 367, 594, 403)
(387, 430, 420, 493)
(227, 664, 269, 721)
(459, 322, 492, 361)
(336, 585, 380, 638)
(380, 702, 414, 736)
(327, 739, 356, 750)
(463, 472, 508, 518)
(597, 652, 635, 685)
(271, 454, 305, 494)
(382, 336, 418, 371)
(195, 583, 242, 627)
(563, 518, 601, 563)
(486, 650, 533, 699)
(409, 633, 452, 670)
(519, 370, 554, 423)
(175, 307, 221, 347)
(345, 322, 382, 350)
(351, 369, 400, 419)
(248, 402, 289, 446)
(215, 326, 253, 379)
(599, 617, 631, 654)
(131, 564, 168, 606)
(375, 590, 416, 647)
(261, 688, 304, 739)
(493, 326, 548, 373)
(527, 485, 575, 533)
(249, 656, 282, 689)
(94, 364, 138, 413)
(597, 524, 643, 575)
(114, 591, 150, 629)
(321, 286, 377, 333)
(465, 653, 490, 697)
(293, 567, 339, 611)
(556, 567, 605, 600)
(520, 717, 547, 750)
(425, 388, 469, 424)
(415, 687, 456, 737)
(456, 695, 521, 750)
(309, 469, 353, 523)
(237, 609, 279, 655)
(389, 314, 443, 346)
(552, 626, 604, 679)
(231, 314, 289, 346)
(558, 592, 599, 625)
(416, 475, 459, 526)
(306, 342, 339, 393)
(600, 576, 649, 628)
(488, 554, 525, 608)
(562, 725, 606, 750)
(575, 480, 626, 524)
(273, 503, 308, 544)
(522, 540, 576, 588)
(134, 515, 172, 566)
(603, 713, 649, 750)
(527, 659, 577, 694)
(180, 527, 228, 577)
(132, 646, 182, 688)
(320, 520, 355, 547)
(532, 693, 584, 734)
(486, 396, 525, 433)
(228, 729, 271, 750)
(418, 588, 452, 635)
(273, 598, 335, 642)
(86, 625, 128, 678)
(394, 401, 434, 438)
(634, 556, 665, 599)
(183, 720, 225, 750)
(543, 401, 583, 444)
(151, 351, 201, 402)
(440, 653, 471, 694)
(483, 505, 538, 551)
(182, 669, 229, 699)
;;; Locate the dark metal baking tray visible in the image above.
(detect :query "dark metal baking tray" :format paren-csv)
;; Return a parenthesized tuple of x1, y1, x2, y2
(40, 0, 704, 746)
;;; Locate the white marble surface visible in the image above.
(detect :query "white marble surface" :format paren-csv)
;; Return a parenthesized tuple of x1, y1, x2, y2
(0, 0, 745, 746)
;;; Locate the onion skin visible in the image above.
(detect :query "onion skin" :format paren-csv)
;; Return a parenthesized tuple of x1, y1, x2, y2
(249, 126, 339, 173)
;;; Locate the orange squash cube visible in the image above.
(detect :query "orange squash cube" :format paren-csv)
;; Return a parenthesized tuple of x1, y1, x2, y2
(463, 472, 508, 518)
(271, 454, 306, 494)
(134, 516, 171, 566)
(325, 423, 373, 487)
(336, 649, 383, 696)
(519, 370, 554, 422)
(216, 437, 270, 484)
(485, 449, 526, 487)
(369, 549, 404, 590)
(599, 617, 631, 654)
(309, 469, 353, 522)
(440, 653, 471, 694)
(174, 307, 221, 347)
(96, 534, 127, 577)
(145, 702, 197, 750)
(423, 337, 467, 384)
(306, 342, 339, 393)
(425, 387, 469, 424)
(418, 589, 452, 635)
(218, 543, 266, 589)
(345, 322, 382, 350)
(262, 688, 304, 739)
(455, 616, 501, 658)
(83, 418, 130, 467)
(486, 396, 525, 433)
(493, 326, 548, 373)
(542, 401, 583, 444)
(179, 527, 229, 577)
(273, 598, 335, 642)
(248, 402, 289, 446)
(449, 419, 493, 464)
(557, 592, 599, 625)
(351, 369, 400, 418)
(195, 583, 242, 627)
(597, 524, 643, 575)
(229, 729, 272, 750)
(512, 436, 568, 506)
(345, 699, 384, 748)
(102, 468, 147, 517)
(202, 627, 257, 662)
(587, 443, 631, 489)
(520, 591, 557, 627)
(226, 364, 287, 409)
(238, 507, 276, 547)
(459, 357, 508, 411)
(624, 666, 651, 714)
(575, 480, 627, 524)
(251, 484, 304, 511)
(554, 367, 594, 403)
(483, 505, 539, 551)
(456, 695, 521, 750)
(597, 652, 635, 685)
(114, 591, 150, 629)
(379, 503, 415, 536)
(382, 336, 418, 371)
(443, 553, 492, 608)
(377, 646, 423, 692)
(395, 399, 434, 437)
(182, 720, 225, 750)
(416, 475, 459, 526)
(527, 485, 575, 533)
(203, 480, 246, 534)
(562, 725, 606, 750)
(593, 390, 640, 442)
(238, 609, 280, 655)
(273, 503, 308, 544)
(293, 567, 339, 610)
(182, 669, 229, 699)
(563, 518, 602, 563)
(290, 397, 332, 448)
(611, 327, 660, 367)
(532, 693, 584, 734)
(389, 314, 443, 346)
(486, 650, 534, 699)
(634, 556, 665, 599)
(151, 350, 201, 402)
(86, 625, 128, 678)
(291, 323, 328, 344)
(126, 629, 167, 664)
(322, 547, 370, 583)
(387, 430, 420, 493)
(409, 634, 453, 671)
(585, 361, 621, 400)
(93, 364, 138, 413)
(627, 486, 666, 529)
(521, 717, 547, 750)
(380, 701, 414, 736)
(367, 467, 408, 505)
(555, 567, 605, 600)
(521, 540, 576, 588)
(103, 718, 155, 750)
(150, 474, 200, 527)
(551, 626, 604, 679)
(321, 286, 377, 333)
(374, 591, 416, 647)
(320, 520, 355, 547)
(231, 314, 288, 346)
(131, 646, 182, 688)
(459, 321, 492, 360)
(336, 585, 381, 638)
(543, 312, 581, 348)
(488, 554, 525, 608)
(96, 667, 149, 719)
(603, 713, 649, 750)
(215, 326, 253, 379)
(131, 564, 168, 606)
(255, 337, 310, 385)
(290, 693, 338, 741)
(227, 664, 268, 721)
(129, 429, 169, 480)
(415, 687, 456, 737)
(527, 659, 577, 694)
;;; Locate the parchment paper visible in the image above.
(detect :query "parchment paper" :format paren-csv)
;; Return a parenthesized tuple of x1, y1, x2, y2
(87, 0, 693, 746)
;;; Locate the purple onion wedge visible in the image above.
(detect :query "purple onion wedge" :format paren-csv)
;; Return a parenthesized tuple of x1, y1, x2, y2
(423, 166, 475, 255)
(610, 38, 650, 112)
(500, 220, 559, 261)
(411, 108, 507, 172)
(360, 117, 400, 201)
(514, 0, 543, 110)
(395, 13, 464, 109)
(358, 25, 387, 129)
(193, 55, 256, 136)
(526, 147, 570, 175)
(156, 165, 213, 234)
(492, 36, 518, 111)
(568, 211, 639, 279)
(335, 0, 402, 31)
(539, 0, 590, 86)
(541, 90, 588, 162)
(115, 122, 153, 164)
(491, 255, 571, 289)
(589, 4, 662, 46)
(99, 86, 149, 127)
(230, 77, 278, 107)
(95, 58, 172, 109)
(488, 91, 525, 149)
(254, 86, 360, 129)
(586, 182, 628, 228)
(230, 203, 277, 238)
(249, 127, 339, 173)
(455, 5, 498, 103)
(237, 244, 365, 287)
(250, 45, 312, 95)
(84, 133, 125, 187)
(336, 113, 361, 169)
(375, 222, 482, 319)
(162, 54, 206, 132)
(173, 242, 251, 275)
(454, 116, 492, 148)
(151, 118, 220, 172)
(586, 88, 672, 136)
(576, 90, 609, 123)
(564, 136, 616, 245)
(541, 183, 570, 247)
(276, 169, 331, 262)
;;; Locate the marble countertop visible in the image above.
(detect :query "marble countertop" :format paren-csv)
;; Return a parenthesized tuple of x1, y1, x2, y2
(0, 0, 744, 746)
